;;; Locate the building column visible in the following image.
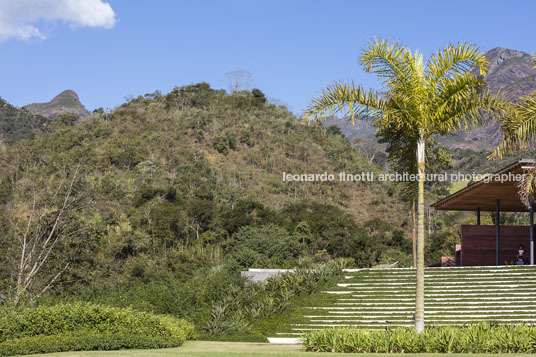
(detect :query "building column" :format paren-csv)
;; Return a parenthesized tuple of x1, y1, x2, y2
(477, 207, 481, 225)
(496, 199, 500, 266)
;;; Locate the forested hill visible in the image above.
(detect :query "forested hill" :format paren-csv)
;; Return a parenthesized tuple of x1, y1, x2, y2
(0, 90, 89, 145)
(0, 97, 48, 145)
(5, 83, 404, 220)
(0, 83, 415, 298)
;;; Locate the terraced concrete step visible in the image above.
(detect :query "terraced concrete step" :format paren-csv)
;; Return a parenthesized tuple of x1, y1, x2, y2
(306, 312, 536, 317)
(292, 317, 536, 326)
(348, 286, 534, 290)
(356, 272, 536, 277)
(346, 281, 536, 285)
(269, 266, 536, 343)
(332, 304, 536, 308)
(356, 266, 536, 271)
(340, 291, 536, 295)
(345, 295, 536, 299)
(324, 291, 536, 296)
(266, 337, 301, 344)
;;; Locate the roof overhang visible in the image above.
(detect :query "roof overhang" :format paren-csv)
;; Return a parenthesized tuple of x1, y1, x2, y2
(432, 159, 536, 212)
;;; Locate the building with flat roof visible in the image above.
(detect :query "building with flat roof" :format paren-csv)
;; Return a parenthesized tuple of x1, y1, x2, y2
(433, 159, 536, 266)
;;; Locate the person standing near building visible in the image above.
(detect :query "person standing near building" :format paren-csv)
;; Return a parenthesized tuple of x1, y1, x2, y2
(517, 245, 525, 265)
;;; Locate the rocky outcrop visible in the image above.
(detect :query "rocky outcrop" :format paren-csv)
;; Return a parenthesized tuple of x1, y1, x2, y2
(23, 90, 90, 120)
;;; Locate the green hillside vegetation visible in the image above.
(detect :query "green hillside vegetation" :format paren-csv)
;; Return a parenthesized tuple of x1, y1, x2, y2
(0, 83, 432, 344)
(0, 97, 49, 144)
(0, 82, 508, 348)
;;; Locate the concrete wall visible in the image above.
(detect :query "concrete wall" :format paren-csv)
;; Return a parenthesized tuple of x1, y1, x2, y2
(241, 268, 294, 282)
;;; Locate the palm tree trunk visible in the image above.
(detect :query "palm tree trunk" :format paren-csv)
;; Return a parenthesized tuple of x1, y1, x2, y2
(415, 137, 425, 333)
(412, 200, 416, 267)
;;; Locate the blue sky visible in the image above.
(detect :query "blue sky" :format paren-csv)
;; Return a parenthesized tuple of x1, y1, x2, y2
(0, 0, 535, 114)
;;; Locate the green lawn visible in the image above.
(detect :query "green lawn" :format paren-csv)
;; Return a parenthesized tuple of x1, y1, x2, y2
(25, 341, 536, 357)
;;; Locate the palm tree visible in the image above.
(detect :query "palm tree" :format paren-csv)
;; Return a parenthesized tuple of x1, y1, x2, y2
(305, 38, 505, 333)
(378, 125, 450, 268)
(491, 55, 536, 205)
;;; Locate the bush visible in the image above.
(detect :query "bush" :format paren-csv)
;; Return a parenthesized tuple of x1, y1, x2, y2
(303, 323, 536, 353)
(203, 261, 343, 337)
(227, 224, 300, 268)
(0, 332, 185, 356)
(240, 130, 254, 147)
(0, 302, 194, 343)
(212, 131, 237, 155)
(251, 88, 267, 106)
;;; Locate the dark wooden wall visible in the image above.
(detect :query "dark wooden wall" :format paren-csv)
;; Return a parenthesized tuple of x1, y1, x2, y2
(460, 225, 530, 266)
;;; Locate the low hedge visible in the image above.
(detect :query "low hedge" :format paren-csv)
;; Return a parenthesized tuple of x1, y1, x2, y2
(0, 302, 194, 342)
(303, 323, 536, 353)
(0, 332, 185, 356)
(0, 303, 194, 356)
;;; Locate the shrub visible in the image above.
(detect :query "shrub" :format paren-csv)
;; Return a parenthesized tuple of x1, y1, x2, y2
(73, 265, 245, 331)
(0, 302, 194, 343)
(240, 130, 254, 147)
(227, 224, 300, 268)
(251, 88, 267, 106)
(302, 323, 536, 353)
(0, 332, 185, 356)
(203, 261, 343, 336)
(212, 131, 237, 155)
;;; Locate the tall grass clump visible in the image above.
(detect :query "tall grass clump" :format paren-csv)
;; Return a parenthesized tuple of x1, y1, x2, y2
(303, 323, 536, 353)
(203, 261, 343, 336)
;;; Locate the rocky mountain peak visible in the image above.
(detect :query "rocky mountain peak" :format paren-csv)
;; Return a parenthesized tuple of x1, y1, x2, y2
(486, 48, 530, 72)
(49, 90, 81, 105)
(483, 47, 536, 94)
(23, 89, 90, 120)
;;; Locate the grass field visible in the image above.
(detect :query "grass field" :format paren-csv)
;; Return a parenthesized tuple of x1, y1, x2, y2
(25, 341, 536, 356)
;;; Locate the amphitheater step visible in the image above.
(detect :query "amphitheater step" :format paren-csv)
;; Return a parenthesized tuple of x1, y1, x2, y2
(267, 265, 536, 342)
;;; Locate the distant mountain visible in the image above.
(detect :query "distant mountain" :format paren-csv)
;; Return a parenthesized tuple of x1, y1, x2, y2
(485, 47, 536, 98)
(23, 90, 90, 120)
(323, 116, 377, 142)
(324, 47, 536, 152)
(0, 97, 48, 145)
(443, 48, 536, 150)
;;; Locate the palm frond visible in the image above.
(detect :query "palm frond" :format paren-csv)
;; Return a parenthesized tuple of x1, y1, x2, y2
(518, 166, 536, 208)
(491, 93, 536, 159)
(425, 43, 488, 84)
(304, 81, 384, 124)
(380, 93, 420, 133)
(432, 72, 487, 119)
(434, 87, 506, 135)
(359, 38, 417, 88)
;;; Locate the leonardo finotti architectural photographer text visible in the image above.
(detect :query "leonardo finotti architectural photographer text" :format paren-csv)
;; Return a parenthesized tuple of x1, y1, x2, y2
(282, 171, 527, 184)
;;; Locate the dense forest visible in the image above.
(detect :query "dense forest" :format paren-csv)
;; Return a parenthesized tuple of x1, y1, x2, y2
(0, 97, 49, 145)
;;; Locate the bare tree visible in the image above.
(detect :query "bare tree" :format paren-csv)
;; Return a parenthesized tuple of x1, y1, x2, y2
(352, 138, 385, 164)
(3, 164, 87, 304)
(225, 70, 253, 93)
(186, 221, 200, 245)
